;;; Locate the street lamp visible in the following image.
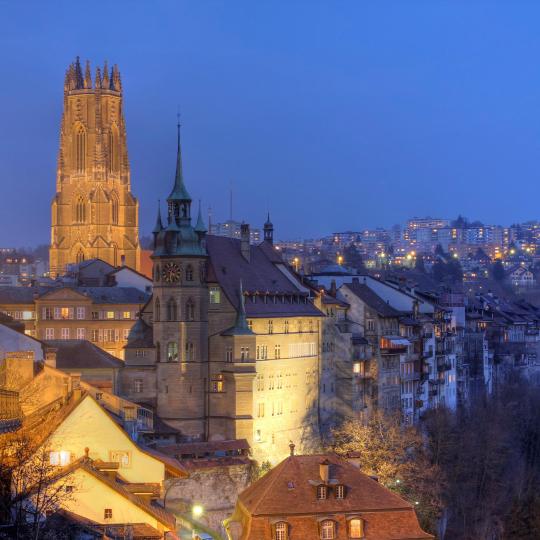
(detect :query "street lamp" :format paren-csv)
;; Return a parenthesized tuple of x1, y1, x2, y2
(192, 504, 204, 519)
(337, 255, 343, 266)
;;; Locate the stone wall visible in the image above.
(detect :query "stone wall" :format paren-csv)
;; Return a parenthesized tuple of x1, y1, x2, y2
(164, 462, 251, 537)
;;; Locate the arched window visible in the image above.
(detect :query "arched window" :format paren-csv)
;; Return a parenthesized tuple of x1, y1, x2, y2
(75, 196, 86, 223)
(274, 521, 288, 540)
(154, 265, 161, 282)
(320, 520, 335, 540)
(185, 265, 193, 281)
(108, 126, 119, 173)
(167, 342, 178, 362)
(166, 298, 177, 321)
(76, 249, 85, 264)
(185, 341, 194, 361)
(348, 518, 364, 539)
(154, 298, 160, 322)
(111, 193, 119, 224)
(74, 124, 86, 173)
(186, 299, 195, 321)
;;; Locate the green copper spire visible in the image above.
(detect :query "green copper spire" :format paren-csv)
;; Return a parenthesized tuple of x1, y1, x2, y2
(167, 120, 191, 202)
(195, 200, 207, 233)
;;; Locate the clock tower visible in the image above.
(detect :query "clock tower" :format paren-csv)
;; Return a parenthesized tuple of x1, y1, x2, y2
(151, 124, 209, 438)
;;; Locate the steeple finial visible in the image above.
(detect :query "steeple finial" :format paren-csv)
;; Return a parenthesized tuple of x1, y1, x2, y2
(153, 200, 163, 234)
(103, 61, 109, 88)
(167, 115, 191, 202)
(264, 212, 274, 244)
(74, 56, 84, 89)
(84, 60, 92, 89)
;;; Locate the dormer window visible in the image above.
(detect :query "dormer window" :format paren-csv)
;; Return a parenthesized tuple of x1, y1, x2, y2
(335, 484, 345, 499)
(316, 485, 327, 500)
(274, 521, 289, 540)
(349, 518, 364, 539)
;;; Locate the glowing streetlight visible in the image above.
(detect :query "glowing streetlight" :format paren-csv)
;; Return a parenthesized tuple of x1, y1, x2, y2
(192, 504, 204, 519)
(337, 255, 343, 266)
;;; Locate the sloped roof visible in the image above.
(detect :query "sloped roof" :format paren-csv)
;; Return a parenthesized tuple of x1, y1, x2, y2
(206, 236, 322, 318)
(343, 282, 402, 318)
(238, 453, 429, 537)
(45, 340, 123, 369)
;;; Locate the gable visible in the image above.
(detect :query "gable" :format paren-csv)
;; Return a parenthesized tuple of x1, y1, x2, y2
(46, 395, 165, 484)
(38, 287, 90, 302)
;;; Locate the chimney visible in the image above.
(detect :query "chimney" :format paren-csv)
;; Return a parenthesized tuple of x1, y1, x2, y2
(241, 223, 250, 262)
(330, 279, 337, 297)
(320, 459, 330, 484)
(45, 348, 57, 369)
(289, 441, 295, 456)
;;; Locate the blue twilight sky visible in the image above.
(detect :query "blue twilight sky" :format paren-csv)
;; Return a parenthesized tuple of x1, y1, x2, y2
(1, 1, 540, 246)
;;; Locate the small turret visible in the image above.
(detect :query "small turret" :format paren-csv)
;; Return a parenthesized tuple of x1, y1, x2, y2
(152, 200, 164, 249)
(112, 64, 122, 92)
(227, 281, 254, 335)
(264, 212, 274, 244)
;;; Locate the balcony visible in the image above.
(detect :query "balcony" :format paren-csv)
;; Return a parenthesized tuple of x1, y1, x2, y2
(0, 389, 22, 433)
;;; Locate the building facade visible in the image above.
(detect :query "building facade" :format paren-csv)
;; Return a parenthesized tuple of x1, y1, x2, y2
(119, 130, 323, 463)
(49, 58, 140, 276)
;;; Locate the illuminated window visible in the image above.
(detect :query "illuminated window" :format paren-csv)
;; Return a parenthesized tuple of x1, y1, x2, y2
(349, 518, 364, 538)
(209, 286, 221, 304)
(320, 520, 335, 539)
(274, 522, 288, 540)
(106, 311, 115, 320)
(335, 484, 345, 499)
(211, 375, 224, 393)
(317, 485, 327, 500)
(167, 342, 178, 362)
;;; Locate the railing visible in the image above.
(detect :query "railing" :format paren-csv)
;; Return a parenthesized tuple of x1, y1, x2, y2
(0, 389, 22, 431)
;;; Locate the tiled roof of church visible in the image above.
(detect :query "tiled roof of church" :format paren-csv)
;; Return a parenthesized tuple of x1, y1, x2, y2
(206, 235, 323, 318)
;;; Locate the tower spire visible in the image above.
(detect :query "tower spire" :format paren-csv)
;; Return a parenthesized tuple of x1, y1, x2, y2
(74, 56, 84, 89)
(195, 200, 207, 233)
(103, 61, 109, 88)
(167, 116, 191, 202)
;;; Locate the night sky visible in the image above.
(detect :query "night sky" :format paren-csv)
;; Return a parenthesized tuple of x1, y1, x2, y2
(2, 1, 540, 246)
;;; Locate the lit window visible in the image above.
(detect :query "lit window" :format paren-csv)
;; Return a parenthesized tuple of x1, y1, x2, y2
(167, 342, 178, 362)
(274, 521, 288, 540)
(106, 311, 115, 319)
(123, 311, 131, 319)
(317, 485, 327, 500)
(211, 375, 224, 393)
(320, 520, 335, 540)
(349, 518, 364, 539)
(209, 286, 221, 304)
(335, 484, 345, 499)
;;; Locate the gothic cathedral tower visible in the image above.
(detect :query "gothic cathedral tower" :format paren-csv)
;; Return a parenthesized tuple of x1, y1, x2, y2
(49, 57, 140, 276)
(151, 124, 209, 438)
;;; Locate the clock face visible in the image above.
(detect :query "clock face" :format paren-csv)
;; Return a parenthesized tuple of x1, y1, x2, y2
(162, 262, 181, 283)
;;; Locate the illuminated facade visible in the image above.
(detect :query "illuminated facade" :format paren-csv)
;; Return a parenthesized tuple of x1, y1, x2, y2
(49, 58, 140, 276)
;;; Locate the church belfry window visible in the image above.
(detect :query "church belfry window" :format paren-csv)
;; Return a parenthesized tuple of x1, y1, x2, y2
(74, 124, 86, 173)
(154, 298, 161, 322)
(166, 298, 177, 321)
(111, 193, 119, 225)
(167, 342, 178, 362)
(186, 299, 195, 321)
(75, 196, 86, 223)
(76, 249, 85, 264)
(185, 265, 194, 281)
